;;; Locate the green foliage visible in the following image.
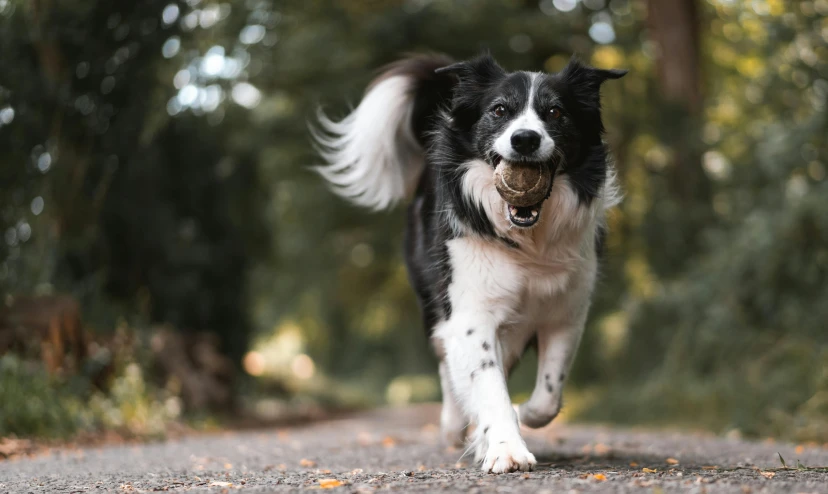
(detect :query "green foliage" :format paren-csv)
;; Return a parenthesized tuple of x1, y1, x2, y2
(0, 355, 83, 437)
(2, 0, 827, 442)
(581, 2, 828, 441)
(0, 354, 181, 438)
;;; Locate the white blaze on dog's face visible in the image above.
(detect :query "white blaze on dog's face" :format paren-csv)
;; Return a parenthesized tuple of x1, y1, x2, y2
(475, 71, 572, 228)
(492, 74, 556, 165)
(437, 56, 627, 230)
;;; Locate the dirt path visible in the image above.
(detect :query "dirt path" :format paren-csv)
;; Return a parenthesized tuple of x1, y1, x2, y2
(2, 404, 827, 493)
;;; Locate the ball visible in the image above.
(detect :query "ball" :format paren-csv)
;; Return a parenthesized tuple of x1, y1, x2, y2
(493, 161, 552, 207)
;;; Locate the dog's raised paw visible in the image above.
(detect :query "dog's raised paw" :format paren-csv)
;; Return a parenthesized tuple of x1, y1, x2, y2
(482, 440, 536, 474)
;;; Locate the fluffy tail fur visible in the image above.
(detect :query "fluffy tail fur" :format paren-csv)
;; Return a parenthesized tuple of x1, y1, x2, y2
(311, 54, 454, 210)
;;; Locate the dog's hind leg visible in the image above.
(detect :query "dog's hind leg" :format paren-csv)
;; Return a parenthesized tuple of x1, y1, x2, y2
(438, 361, 468, 448)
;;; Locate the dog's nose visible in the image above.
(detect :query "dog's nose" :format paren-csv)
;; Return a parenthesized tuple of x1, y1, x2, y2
(510, 129, 541, 156)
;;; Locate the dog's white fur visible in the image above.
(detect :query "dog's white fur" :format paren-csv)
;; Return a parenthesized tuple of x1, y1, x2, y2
(436, 161, 616, 471)
(311, 75, 424, 210)
(493, 74, 556, 163)
(314, 69, 620, 473)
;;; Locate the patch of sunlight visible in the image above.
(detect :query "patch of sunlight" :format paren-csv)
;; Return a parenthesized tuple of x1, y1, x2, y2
(290, 354, 315, 380)
(244, 320, 306, 377)
(359, 300, 398, 339)
(737, 56, 766, 78)
(625, 254, 658, 299)
(621, 155, 652, 229)
(591, 46, 624, 69)
(385, 374, 440, 405)
(707, 96, 740, 125)
(544, 54, 569, 73)
(598, 311, 629, 360)
(742, 18, 768, 42)
(712, 45, 737, 66)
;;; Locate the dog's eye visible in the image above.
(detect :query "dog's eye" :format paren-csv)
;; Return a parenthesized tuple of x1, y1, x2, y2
(492, 105, 506, 118)
(548, 107, 561, 120)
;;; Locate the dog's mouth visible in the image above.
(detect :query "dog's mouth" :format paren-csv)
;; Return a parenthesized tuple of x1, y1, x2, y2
(491, 153, 553, 229)
(507, 203, 543, 227)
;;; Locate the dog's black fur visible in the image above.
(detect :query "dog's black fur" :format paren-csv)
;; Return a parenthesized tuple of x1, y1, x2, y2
(399, 53, 625, 336)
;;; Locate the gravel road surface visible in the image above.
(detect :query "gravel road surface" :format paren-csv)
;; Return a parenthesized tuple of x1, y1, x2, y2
(2, 404, 827, 493)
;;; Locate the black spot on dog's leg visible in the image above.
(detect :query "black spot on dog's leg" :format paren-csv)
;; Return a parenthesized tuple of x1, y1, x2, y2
(482, 341, 490, 351)
(545, 373, 550, 381)
(546, 383, 554, 393)
(483, 426, 489, 435)
(559, 373, 565, 382)
(467, 329, 474, 336)
(471, 370, 477, 380)
(487, 360, 496, 368)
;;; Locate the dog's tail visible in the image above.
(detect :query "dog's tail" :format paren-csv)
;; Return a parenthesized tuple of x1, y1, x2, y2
(311, 54, 455, 211)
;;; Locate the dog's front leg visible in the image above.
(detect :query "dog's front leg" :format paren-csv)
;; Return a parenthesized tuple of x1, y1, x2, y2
(434, 238, 536, 474)
(519, 265, 596, 428)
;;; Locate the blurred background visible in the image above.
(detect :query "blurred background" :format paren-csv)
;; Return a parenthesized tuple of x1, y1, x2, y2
(1, 0, 827, 447)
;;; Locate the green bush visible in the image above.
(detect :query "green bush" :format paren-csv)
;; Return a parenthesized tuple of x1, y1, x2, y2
(0, 354, 181, 439)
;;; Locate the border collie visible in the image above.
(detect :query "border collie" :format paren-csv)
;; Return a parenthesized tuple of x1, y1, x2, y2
(312, 53, 626, 473)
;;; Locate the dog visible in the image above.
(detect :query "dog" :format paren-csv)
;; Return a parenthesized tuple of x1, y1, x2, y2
(311, 53, 626, 473)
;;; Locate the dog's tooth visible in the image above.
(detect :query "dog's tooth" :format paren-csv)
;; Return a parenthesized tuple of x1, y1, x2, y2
(531, 209, 539, 218)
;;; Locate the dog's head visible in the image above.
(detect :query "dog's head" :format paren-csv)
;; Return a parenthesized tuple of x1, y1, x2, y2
(436, 54, 626, 228)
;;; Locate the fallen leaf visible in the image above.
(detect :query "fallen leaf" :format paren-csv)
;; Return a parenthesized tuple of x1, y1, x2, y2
(666, 458, 679, 465)
(760, 471, 775, 479)
(319, 479, 343, 488)
(209, 481, 232, 487)
(382, 436, 397, 448)
(629, 461, 639, 467)
(593, 473, 607, 481)
(701, 466, 719, 470)
(642, 468, 657, 473)
(795, 445, 805, 455)
(300, 458, 317, 467)
(223, 463, 233, 469)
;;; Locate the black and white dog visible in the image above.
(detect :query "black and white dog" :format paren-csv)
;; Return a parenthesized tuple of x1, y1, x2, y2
(312, 53, 625, 473)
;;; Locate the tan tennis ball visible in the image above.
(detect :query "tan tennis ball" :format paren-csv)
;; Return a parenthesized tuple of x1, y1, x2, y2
(494, 162, 552, 207)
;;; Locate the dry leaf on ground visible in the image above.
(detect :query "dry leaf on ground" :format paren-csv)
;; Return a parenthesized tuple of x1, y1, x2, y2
(319, 479, 343, 488)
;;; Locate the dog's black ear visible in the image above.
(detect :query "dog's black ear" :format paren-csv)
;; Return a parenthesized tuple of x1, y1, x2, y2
(435, 53, 505, 82)
(560, 57, 627, 109)
(435, 53, 506, 129)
